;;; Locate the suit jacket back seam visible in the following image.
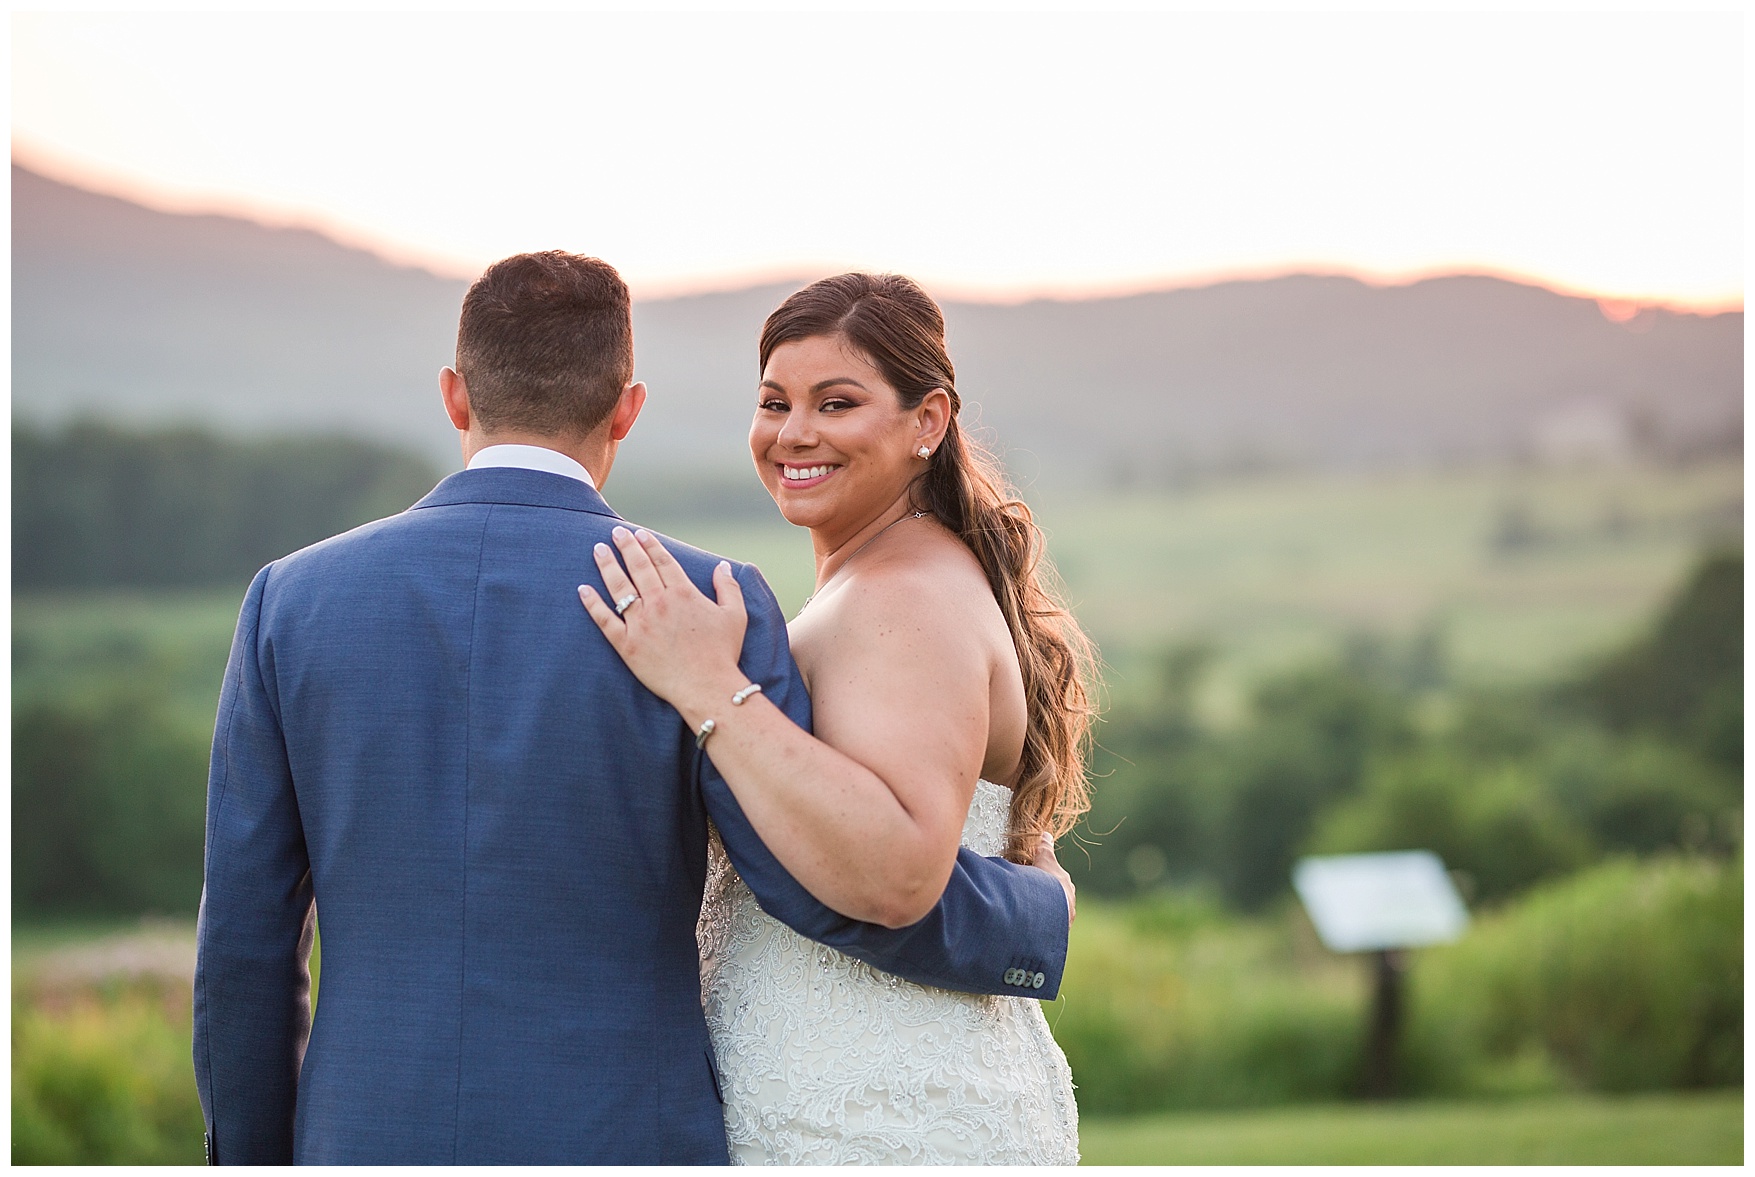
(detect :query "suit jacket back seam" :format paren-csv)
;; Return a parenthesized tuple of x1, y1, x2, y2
(450, 504, 492, 1162)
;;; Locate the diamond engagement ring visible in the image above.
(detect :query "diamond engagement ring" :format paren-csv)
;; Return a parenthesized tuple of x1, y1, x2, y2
(613, 593, 639, 617)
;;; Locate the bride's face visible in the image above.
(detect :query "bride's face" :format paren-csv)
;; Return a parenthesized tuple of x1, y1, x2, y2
(751, 334, 923, 532)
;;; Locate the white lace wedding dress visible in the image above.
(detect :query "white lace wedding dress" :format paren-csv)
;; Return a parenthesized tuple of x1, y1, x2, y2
(697, 781, 1080, 1165)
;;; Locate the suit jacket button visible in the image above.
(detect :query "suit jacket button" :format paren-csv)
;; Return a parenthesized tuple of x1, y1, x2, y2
(1033, 972, 1045, 989)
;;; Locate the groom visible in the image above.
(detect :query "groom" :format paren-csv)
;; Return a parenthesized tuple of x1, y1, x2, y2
(192, 251, 1072, 1165)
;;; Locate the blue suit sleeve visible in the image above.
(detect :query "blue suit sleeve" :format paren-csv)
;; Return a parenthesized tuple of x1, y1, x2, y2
(192, 566, 316, 1165)
(698, 565, 1070, 1000)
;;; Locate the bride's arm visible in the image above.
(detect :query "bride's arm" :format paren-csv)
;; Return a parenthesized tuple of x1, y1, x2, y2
(682, 561, 1069, 999)
(580, 526, 1022, 929)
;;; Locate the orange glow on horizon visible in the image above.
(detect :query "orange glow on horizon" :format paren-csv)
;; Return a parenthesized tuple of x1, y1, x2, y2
(916, 265, 1745, 318)
(12, 143, 1743, 319)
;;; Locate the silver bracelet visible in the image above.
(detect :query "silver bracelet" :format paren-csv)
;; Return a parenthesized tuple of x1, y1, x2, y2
(697, 684, 760, 749)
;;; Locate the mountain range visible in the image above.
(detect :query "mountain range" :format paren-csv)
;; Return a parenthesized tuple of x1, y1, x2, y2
(13, 163, 1742, 489)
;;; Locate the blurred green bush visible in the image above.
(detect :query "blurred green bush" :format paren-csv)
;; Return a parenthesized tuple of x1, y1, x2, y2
(1308, 752, 1592, 903)
(11, 988, 204, 1164)
(13, 689, 210, 916)
(1407, 854, 1743, 1096)
(1055, 893, 1364, 1113)
(1569, 547, 1742, 771)
(1082, 644, 1418, 909)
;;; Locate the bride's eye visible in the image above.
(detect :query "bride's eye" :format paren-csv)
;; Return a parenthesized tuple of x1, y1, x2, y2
(758, 398, 789, 413)
(820, 398, 856, 412)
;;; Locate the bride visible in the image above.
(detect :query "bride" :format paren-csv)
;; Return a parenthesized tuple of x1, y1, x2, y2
(579, 273, 1096, 1164)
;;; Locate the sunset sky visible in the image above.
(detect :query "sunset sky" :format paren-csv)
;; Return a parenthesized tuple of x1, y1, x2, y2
(11, 11, 1743, 308)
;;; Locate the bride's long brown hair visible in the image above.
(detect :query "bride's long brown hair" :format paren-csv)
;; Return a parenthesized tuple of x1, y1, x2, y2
(760, 273, 1098, 862)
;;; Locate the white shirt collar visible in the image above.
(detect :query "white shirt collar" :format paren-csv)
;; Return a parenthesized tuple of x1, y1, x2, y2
(466, 444, 596, 489)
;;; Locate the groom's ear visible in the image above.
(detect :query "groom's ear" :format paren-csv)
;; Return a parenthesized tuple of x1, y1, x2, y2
(440, 366, 472, 433)
(608, 381, 647, 442)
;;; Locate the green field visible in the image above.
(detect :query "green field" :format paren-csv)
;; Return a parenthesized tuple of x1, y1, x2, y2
(1079, 1090, 1744, 1165)
(1027, 460, 1737, 718)
(15, 461, 1739, 721)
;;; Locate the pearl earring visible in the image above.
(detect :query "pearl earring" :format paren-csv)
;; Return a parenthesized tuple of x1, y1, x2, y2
(917, 446, 932, 459)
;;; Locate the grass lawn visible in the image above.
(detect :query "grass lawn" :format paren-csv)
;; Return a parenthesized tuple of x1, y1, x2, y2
(1079, 1090, 1744, 1165)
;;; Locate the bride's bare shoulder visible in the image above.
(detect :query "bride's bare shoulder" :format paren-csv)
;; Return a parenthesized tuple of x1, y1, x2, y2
(827, 526, 1001, 645)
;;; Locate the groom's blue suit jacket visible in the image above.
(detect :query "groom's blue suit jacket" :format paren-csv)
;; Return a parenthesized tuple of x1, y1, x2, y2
(193, 467, 1069, 1165)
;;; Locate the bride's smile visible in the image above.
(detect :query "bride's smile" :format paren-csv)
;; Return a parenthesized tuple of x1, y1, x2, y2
(778, 463, 840, 485)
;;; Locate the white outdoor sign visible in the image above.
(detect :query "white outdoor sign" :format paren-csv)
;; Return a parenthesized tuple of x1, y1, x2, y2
(1292, 850, 1469, 953)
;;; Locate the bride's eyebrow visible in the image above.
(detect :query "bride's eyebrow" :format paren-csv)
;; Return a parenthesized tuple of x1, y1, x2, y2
(757, 378, 870, 395)
(809, 378, 869, 394)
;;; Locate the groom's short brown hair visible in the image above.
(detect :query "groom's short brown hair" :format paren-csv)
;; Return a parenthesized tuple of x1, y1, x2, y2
(455, 252, 634, 439)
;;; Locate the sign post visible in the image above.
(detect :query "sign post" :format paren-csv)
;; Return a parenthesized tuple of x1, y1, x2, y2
(1292, 851, 1469, 1098)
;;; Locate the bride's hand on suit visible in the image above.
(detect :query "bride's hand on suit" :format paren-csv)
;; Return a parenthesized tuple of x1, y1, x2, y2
(1029, 834, 1076, 924)
(578, 525, 750, 715)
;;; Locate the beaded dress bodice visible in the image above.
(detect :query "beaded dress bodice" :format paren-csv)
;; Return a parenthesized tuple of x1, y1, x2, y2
(696, 781, 1079, 1165)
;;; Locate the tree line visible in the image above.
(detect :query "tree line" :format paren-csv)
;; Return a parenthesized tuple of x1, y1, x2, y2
(13, 419, 443, 589)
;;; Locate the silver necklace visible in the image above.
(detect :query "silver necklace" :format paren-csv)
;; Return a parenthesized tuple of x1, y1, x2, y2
(799, 510, 928, 613)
